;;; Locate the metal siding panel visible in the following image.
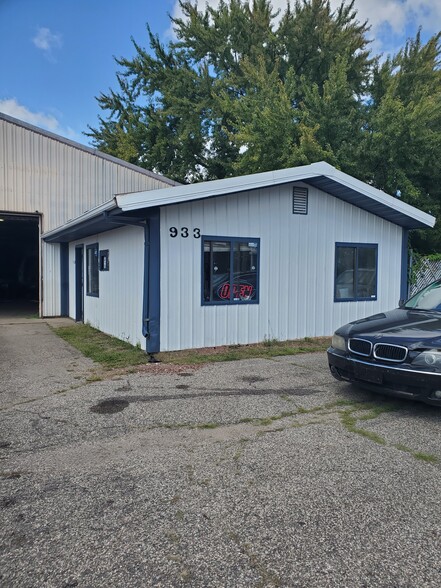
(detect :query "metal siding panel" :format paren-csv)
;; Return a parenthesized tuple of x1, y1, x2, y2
(0, 119, 171, 317)
(41, 242, 61, 316)
(160, 183, 403, 351)
(70, 226, 145, 346)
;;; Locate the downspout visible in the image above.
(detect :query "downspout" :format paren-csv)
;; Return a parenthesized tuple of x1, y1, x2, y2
(142, 221, 150, 343)
(142, 209, 161, 359)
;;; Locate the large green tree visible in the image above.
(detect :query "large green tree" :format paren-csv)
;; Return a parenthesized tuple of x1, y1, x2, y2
(87, 0, 372, 181)
(359, 30, 441, 251)
(87, 0, 441, 252)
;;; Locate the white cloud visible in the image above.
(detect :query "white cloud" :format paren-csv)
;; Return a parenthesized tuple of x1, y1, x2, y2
(32, 27, 62, 59)
(170, 0, 441, 52)
(0, 99, 81, 141)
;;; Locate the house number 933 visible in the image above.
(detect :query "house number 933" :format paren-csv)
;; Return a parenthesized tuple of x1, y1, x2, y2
(169, 227, 201, 239)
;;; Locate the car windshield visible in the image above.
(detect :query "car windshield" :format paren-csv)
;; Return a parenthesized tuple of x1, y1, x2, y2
(404, 280, 441, 310)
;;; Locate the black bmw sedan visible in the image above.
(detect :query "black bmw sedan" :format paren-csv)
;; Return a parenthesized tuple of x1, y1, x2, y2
(328, 280, 441, 406)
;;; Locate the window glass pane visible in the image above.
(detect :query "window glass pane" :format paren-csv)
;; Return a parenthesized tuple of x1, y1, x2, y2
(203, 241, 211, 302)
(87, 244, 99, 296)
(357, 247, 376, 298)
(232, 241, 258, 301)
(205, 241, 231, 302)
(202, 237, 259, 305)
(335, 247, 355, 299)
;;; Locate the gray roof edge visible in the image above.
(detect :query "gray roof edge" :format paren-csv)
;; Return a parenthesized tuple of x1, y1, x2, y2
(116, 165, 321, 210)
(310, 164, 435, 228)
(42, 162, 436, 241)
(42, 198, 118, 241)
(116, 161, 435, 229)
(0, 112, 179, 187)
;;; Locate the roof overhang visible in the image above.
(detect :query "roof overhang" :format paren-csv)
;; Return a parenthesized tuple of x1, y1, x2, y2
(42, 162, 435, 243)
(43, 198, 162, 243)
(116, 162, 435, 230)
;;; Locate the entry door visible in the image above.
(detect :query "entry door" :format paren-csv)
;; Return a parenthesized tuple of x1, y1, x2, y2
(75, 246, 84, 322)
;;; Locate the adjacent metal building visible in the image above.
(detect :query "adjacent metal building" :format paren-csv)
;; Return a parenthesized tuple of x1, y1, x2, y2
(0, 113, 177, 316)
(44, 162, 435, 352)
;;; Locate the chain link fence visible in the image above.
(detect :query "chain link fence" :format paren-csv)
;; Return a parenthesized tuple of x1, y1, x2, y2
(409, 256, 441, 296)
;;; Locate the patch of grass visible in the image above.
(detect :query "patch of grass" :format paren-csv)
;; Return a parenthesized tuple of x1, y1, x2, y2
(52, 323, 329, 367)
(392, 444, 438, 463)
(157, 337, 330, 365)
(338, 401, 415, 448)
(52, 324, 148, 369)
(340, 408, 387, 445)
(196, 422, 220, 429)
(412, 451, 439, 464)
(86, 374, 103, 383)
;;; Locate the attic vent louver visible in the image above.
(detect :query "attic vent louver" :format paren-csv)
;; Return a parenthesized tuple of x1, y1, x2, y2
(293, 187, 308, 215)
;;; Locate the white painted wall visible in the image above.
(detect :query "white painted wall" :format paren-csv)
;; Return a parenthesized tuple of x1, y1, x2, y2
(160, 182, 403, 351)
(69, 225, 145, 347)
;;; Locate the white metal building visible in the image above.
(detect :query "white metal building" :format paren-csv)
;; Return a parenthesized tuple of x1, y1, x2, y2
(0, 113, 177, 316)
(43, 162, 435, 353)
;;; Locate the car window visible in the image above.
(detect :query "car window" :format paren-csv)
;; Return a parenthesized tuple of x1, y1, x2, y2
(404, 281, 441, 310)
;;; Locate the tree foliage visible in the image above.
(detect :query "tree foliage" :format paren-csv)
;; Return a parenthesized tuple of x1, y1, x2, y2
(87, 0, 441, 252)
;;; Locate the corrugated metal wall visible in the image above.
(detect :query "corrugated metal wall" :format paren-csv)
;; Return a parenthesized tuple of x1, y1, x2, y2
(160, 183, 403, 351)
(0, 117, 172, 315)
(69, 226, 145, 346)
(41, 241, 61, 316)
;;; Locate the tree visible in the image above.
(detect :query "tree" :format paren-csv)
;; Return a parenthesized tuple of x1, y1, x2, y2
(360, 31, 441, 252)
(87, 0, 372, 182)
(87, 1, 441, 254)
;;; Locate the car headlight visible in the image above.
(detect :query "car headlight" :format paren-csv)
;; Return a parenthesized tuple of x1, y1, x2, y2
(412, 349, 441, 367)
(331, 333, 346, 351)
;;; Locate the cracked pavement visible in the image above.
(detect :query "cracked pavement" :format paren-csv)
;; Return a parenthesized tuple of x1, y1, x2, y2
(1, 320, 441, 587)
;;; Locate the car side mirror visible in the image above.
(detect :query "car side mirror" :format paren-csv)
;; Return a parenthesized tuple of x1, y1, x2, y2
(398, 299, 406, 308)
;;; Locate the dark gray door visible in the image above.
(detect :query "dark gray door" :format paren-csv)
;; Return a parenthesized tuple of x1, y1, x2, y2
(75, 245, 84, 322)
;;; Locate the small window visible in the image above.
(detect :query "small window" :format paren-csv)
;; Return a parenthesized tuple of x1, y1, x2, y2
(335, 243, 377, 301)
(99, 250, 109, 271)
(86, 243, 99, 297)
(202, 237, 260, 305)
(293, 187, 308, 214)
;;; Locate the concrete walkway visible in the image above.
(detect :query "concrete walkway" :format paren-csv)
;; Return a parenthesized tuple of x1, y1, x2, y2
(0, 318, 94, 407)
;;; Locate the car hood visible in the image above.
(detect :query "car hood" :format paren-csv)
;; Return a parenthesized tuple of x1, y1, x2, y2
(338, 308, 441, 349)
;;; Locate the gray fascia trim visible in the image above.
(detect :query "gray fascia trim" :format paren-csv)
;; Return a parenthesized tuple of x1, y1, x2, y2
(116, 162, 435, 229)
(42, 199, 119, 242)
(0, 112, 179, 187)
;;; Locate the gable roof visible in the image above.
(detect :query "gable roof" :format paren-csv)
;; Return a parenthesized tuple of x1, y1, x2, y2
(43, 161, 435, 243)
(0, 112, 178, 187)
(116, 161, 434, 229)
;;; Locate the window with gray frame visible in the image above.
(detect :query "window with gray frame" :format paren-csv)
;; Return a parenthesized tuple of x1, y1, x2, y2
(335, 243, 378, 301)
(86, 243, 99, 296)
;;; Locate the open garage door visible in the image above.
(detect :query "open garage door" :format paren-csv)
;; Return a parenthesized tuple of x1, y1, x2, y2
(0, 213, 40, 317)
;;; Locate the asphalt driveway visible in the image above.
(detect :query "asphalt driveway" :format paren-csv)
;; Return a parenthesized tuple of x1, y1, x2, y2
(1, 319, 441, 587)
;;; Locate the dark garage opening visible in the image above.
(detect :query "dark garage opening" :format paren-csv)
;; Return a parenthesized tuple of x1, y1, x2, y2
(0, 214, 40, 317)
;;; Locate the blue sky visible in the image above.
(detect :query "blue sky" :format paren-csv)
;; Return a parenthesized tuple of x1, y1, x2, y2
(1, 0, 440, 146)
